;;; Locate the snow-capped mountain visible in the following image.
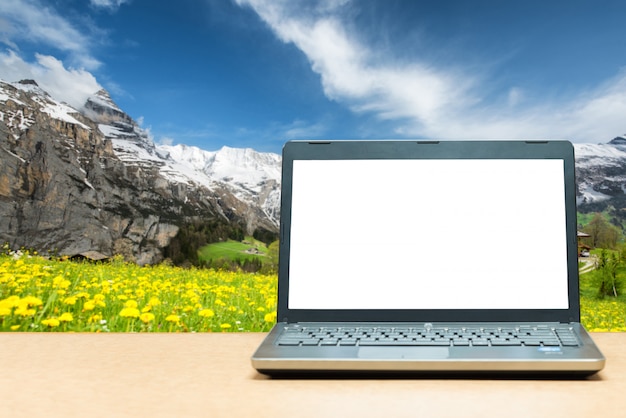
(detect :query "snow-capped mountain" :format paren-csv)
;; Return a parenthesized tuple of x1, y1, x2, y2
(159, 144, 281, 225)
(82, 87, 282, 227)
(0, 79, 280, 264)
(0, 79, 91, 132)
(574, 136, 626, 206)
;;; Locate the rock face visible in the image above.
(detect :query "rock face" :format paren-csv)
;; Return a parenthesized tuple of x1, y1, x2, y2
(0, 80, 279, 264)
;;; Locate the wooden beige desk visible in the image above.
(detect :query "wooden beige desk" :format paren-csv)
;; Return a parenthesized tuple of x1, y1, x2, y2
(0, 332, 623, 418)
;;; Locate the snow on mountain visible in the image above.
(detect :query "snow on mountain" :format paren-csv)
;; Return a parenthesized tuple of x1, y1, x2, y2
(158, 144, 282, 226)
(575, 137, 626, 165)
(574, 137, 626, 205)
(161, 143, 281, 189)
(0, 79, 90, 132)
(81, 87, 282, 226)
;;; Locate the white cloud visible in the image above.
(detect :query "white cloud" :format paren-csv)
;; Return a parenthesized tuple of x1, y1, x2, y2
(234, 0, 476, 135)
(0, 0, 105, 108)
(0, 50, 101, 109)
(89, 0, 130, 12)
(507, 87, 524, 108)
(236, 0, 626, 143)
(0, 0, 100, 70)
(418, 71, 626, 142)
(159, 136, 175, 146)
(282, 119, 327, 138)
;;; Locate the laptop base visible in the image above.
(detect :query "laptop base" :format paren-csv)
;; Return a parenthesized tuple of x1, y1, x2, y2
(252, 321, 605, 377)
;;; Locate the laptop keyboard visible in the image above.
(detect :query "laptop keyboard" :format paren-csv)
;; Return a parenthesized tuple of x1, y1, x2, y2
(277, 325, 580, 347)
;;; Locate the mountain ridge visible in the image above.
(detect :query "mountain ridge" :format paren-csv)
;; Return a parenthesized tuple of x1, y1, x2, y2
(0, 78, 280, 264)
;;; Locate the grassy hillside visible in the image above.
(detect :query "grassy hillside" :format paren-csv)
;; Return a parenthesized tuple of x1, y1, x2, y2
(197, 237, 277, 272)
(198, 238, 267, 261)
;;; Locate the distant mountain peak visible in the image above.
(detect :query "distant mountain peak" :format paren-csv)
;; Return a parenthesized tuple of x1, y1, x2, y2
(608, 136, 626, 145)
(13, 78, 50, 97)
(18, 79, 39, 86)
(89, 88, 122, 111)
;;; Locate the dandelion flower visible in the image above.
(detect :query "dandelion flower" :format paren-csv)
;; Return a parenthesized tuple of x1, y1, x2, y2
(15, 307, 36, 317)
(120, 307, 140, 318)
(0, 296, 20, 308)
(63, 296, 77, 305)
(59, 312, 73, 322)
(53, 276, 71, 289)
(88, 314, 103, 324)
(83, 300, 96, 311)
(42, 318, 60, 327)
(220, 323, 232, 329)
(22, 296, 43, 307)
(264, 312, 277, 323)
(165, 314, 180, 323)
(140, 312, 155, 323)
(199, 309, 215, 318)
(124, 300, 138, 309)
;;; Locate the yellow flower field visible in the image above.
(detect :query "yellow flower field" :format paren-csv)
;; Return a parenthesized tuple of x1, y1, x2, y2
(0, 253, 277, 332)
(580, 299, 626, 332)
(1, 252, 625, 332)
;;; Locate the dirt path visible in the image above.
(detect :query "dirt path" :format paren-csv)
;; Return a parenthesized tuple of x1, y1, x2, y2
(579, 256, 597, 274)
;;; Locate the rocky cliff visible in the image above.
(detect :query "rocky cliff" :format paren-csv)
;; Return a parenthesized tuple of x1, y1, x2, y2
(0, 80, 279, 264)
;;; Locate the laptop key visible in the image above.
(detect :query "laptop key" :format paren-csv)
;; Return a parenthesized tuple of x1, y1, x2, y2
(490, 339, 522, 346)
(278, 340, 303, 346)
(413, 340, 451, 346)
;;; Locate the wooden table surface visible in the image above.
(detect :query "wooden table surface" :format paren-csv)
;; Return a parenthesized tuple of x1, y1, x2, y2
(1, 332, 624, 418)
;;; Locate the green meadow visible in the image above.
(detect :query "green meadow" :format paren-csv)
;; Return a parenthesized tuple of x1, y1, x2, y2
(1, 240, 626, 332)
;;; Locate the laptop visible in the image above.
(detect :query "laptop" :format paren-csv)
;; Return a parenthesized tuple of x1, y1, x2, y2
(251, 140, 606, 377)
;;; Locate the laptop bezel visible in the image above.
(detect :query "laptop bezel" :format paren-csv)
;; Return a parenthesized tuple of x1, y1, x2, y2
(276, 140, 580, 324)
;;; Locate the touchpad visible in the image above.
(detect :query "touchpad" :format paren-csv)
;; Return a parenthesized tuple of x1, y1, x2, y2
(357, 347, 450, 359)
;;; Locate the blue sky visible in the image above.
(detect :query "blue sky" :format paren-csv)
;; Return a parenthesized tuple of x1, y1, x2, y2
(1, 0, 626, 153)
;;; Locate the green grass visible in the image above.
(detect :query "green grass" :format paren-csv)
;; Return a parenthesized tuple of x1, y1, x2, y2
(0, 253, 277, 332)
(579, 250, 626, 331)
(198, 237, 268, 264)
(2, 246, 626, 332)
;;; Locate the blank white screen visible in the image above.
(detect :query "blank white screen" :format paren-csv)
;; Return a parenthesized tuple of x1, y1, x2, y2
(288, 159, 569, 310)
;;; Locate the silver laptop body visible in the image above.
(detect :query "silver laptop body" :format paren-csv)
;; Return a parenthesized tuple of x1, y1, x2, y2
(251, 140, 605, 377)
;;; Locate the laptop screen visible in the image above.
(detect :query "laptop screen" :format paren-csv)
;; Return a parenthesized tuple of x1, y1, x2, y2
(287, 158, 569, 311)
